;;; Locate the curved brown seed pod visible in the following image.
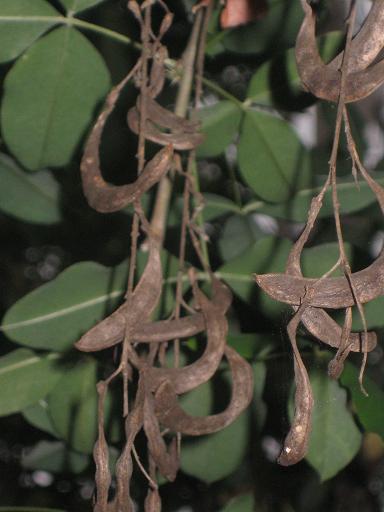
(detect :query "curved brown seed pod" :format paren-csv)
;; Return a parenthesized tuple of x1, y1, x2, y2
(143, 383, 179, 481)
(127, 107, 204, 150)
(300, 307, 376, 353)
(277, 304, 313, 466)
(126, 236, 163, 329)
(112, 383, 144, 512)
(154, 346, 254, 436)
(144, 488, 162, 512)
(148, 45, 168, 99)
(327, 307, 353, 380)
(255, 249, 384, 309)
(328, 0, 384, 73)
(143, 280, 229, 395)
(93, 382, 111, 512)
(80, 69, 174, 213)
(140, 96, 201, 134)
(76, 236, 162, 352)
(76, 273, 232, 352)
(295, 0, 384, 103)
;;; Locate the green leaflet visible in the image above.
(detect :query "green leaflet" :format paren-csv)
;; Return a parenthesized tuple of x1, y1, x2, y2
(1, 260, 127, 352)
(238, 110, 310, 203)
(22, 400, 58, 437)
(0, 0, 60, 63)
(243, 173, 384, 221)
(218, 214, 264, 262)
(0, 154, 61, 224)
(197, 100, 242, 158)
(21, 440, 89, 474)
(47, 357, 101, 454)
(1, 26, 110, 170)
(0, 349, 65, 416)
(59, 0, 106, 14)
(341, 363, 384, 440)
(181, 411, 249, 483)
(305, 366, 362, 481)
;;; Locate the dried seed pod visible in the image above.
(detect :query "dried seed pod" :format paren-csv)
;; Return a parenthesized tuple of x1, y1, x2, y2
(76, 235, 162, 351)
(148, 45, 168, 99)
(277, 305, 313, 466)
(154, 346, 253, 435)
(301, 307, 376, 353)
(80, 68, 174, 213)
(112, 392, 143, 512)
(255, 249, 384, 309)
(93, 382, 111, 512)
(295, 0, 384, 103)
(127, 106, 204, 150)
(143, 96, 201, 134)
(329, 0, 384, 73)
(327, 307, 353, 380)
(144, 487, 162, 512)
(76, 272, 232, 352)
(143, 279, 229, 394)
(143, 381, 179, 481)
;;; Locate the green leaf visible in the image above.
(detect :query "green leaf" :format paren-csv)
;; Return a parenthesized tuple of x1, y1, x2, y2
(247, 32, 342, 106)
(0, 154, 61, 224)
(218, 236, 292, 316)
(227, 332, 275, 360)
(47, 357, 100, 454)
(222, 1, 303, 54)
(243, 173, 384, 221)
(218, 214, 264, 262)
(196, 101, 242, 158)
(203, 193, 241, 218)
(301, 242, 351, 278)
(22, 440, 89, 473)
(22, 400, 58, 436)
(1, 260, 127, 352)
(221, 494, 255, 512)
(179, 381, 213, 418)
(305, 366, 362, 481)
(238, 110, 310, 203)
(59, 0, 106, 14)
(341, 363, 384, 439)
(0, 349, 65, 416)
(181, 410, 249, 483)
(1, 26, 110, 170)
(0, 0, 60, 63)
(351, 295, 384, 330)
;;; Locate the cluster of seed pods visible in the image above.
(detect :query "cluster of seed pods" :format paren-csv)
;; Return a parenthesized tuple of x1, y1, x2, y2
(256, 0, 384, 466)
(77, 2, 254, 510)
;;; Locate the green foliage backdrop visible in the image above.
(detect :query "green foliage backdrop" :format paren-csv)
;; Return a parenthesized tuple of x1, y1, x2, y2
(0, 1, 383, 511)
